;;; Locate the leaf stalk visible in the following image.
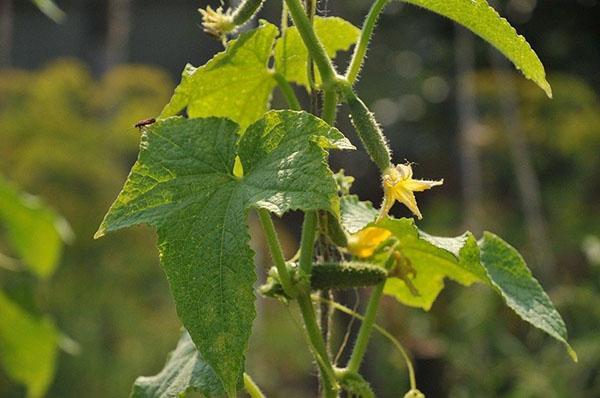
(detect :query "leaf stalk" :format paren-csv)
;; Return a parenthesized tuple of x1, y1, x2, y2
(257, 208, 298, 298)
(244, 373, 267, 398)
(346, 0, 390, 84)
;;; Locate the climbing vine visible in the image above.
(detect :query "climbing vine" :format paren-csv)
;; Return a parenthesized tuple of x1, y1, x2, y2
(96, 1, 576, 396)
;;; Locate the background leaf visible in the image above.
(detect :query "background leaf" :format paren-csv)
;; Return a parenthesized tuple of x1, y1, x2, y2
(275, 17, 360, 89)
(96, 111, 351, 393)
(401, 0, 552, 96)
(479, 232, 577, 361)
(0, 176, 73, 278)
(0, 291, 59, 398)
(160, 22, 278, 129)
(130, 331, 225, 398)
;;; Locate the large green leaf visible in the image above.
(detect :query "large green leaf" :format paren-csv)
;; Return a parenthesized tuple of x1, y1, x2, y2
(401, 0, 552, 97)
(479, 232, 577, 361)
(131, 331, 225, 398)
(160, 22, 278, 129)
(96, 111, 352, 394)
(0, 176, 73, 278)
(275, 16, 360, 89)
(377, 217, 485, 310)
(0, 291, 60, 398)
(340, 197, 573, 357)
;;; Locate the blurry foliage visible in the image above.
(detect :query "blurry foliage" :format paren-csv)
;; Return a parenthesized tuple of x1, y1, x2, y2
(473, 72, 600, 258)
(374, 73, 600, 397)
(0, 54, 598, 396)
(0, 177, 70, 398)
(0, 59, 182, 397)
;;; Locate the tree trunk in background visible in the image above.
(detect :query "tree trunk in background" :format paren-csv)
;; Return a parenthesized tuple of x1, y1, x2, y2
(0, 0, 13, 68)
(454, 25, 484, 234)
(104, 0, 131, 70)
(490, 51, 556, 282)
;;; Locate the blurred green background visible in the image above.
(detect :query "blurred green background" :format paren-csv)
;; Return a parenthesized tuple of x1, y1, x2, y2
(0, 0, 599, 397)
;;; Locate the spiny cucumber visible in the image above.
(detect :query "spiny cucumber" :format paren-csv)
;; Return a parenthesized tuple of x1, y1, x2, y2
(311, 261, 387, 290)
(345, 89, 392, 172)
(260, 262, 387, 299)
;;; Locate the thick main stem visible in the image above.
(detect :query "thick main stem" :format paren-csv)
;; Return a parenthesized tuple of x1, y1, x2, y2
(298, 211, 318, 277)
(321, 89, 338, 125)
(315, 295, 417, 390)
(346, 282, 384, 373)
(298, 210, 338, 397)
(284, 0, 336, 86)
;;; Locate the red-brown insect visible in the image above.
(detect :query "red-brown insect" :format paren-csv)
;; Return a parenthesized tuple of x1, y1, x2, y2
(134, 118, 156, 129)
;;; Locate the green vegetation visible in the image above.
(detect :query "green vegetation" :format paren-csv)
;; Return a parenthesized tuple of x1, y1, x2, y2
(3, 0, 598, 397)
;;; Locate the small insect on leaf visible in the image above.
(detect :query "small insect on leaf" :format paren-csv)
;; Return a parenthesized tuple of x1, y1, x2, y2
(134, 118, 156, 129)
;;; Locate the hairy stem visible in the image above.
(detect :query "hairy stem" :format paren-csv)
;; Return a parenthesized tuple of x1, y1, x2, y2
(346, 282, 385, 373)
(231, 0, 266, 26)
(244, 373, 267, 398)
(273, 72, 301, 110)
(257, 208, 297, 297)
(298, 211, 318, 277)
(283, 0, 337, 86)
(346, 0, 389, 84)
(298, 210, 338, 396)
(313, 295, 417, 390)
(321, 89, 338, 125)
(298, 294, 339, 397)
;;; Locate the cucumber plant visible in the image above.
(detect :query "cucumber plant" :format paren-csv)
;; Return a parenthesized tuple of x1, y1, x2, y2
(97, 1, 576, 396)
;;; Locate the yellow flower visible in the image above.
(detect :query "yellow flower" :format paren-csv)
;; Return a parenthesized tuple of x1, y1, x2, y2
(348, 227, 392, 258)
(199, 6, 235, 38)
(379, 163, 443, 220)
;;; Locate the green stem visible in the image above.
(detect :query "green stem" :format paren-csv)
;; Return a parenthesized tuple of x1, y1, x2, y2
(273, 72, 301, 111)
(297, 210, 338, 396)
(297, 294, 339, 396)
(313, 295, 417, 390)
(298, 211, 318, 277)
(257, 208, 297, 297)
(321, 89, 337, 125)
(281, 1, 289, 32)
(244, 373, 267, 398)
(345, 0, 389, 84)
(346, 282, 385, 373)
(231, 0, 266, 26)
(283, 0, 337, 86)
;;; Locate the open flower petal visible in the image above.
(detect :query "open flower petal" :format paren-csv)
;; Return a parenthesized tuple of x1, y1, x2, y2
(379, 163, 443, 220)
